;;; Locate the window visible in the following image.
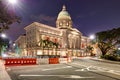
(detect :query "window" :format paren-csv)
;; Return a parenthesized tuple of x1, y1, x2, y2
(66, 23, 69, 26)
(59, 22, 62, 26)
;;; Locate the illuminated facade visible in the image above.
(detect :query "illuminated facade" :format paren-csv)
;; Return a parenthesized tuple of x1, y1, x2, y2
(15, 34, 27, 56)
(16, 5, 90, 57)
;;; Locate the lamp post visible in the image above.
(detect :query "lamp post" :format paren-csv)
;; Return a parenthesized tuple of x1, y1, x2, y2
(1, 33, 7, 39)
(118, 47, 120, 50)
(89, 34, 95, 40)
(8, 0, 18, 4)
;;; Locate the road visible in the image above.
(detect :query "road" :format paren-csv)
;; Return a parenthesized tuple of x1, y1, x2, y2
(7, 57, 120, 80)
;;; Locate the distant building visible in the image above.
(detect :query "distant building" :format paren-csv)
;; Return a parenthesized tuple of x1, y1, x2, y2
(15, 34, 26, 56)
(15, 5, 90, 57)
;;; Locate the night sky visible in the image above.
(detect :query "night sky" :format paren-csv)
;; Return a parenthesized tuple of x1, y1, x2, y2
(5, 0, 120, 41)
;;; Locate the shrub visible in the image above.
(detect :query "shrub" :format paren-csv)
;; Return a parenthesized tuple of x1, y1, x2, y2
(101, 54, 120, 61)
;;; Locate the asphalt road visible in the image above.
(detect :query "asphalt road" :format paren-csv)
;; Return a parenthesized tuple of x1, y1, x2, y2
(7, 58, 120, 80)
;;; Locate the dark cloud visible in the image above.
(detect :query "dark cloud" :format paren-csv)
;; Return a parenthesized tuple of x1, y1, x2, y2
(30, 14, 56, 26)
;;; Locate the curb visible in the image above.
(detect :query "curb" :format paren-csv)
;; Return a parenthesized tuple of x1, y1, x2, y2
(0, 60, 12, 80)
(90, 58, 120, 65)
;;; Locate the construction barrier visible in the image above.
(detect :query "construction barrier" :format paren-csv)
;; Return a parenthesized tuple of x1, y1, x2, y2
(37, 58, 49, 64)
(59, 58, 67, 63)
(4, 58, 36, 66)
(4, 57, 72, 66)
(49, 58, 59, 64)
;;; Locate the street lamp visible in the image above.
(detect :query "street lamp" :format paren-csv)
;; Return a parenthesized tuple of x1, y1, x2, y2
(8, 0, 17, 4)
(118, 47, 120, 50)
(89, 34, 95, 40)
(1, 33, 7, 38)
(13, 43, 16, 47)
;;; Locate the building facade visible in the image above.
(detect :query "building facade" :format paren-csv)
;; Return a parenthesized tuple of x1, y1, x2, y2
(15, 34, 26, 56)
(16, 5, 90, 57)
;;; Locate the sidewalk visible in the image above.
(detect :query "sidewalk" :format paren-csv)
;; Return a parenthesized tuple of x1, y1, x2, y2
(0, 60, 11, 80)
(90, 57, 120, 65)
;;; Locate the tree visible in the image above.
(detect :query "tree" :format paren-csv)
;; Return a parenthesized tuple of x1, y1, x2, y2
(86, 45, 93, 56)
(0, 37, 9, 56)
(38, 39, 51, 57)
(0, 0, 21, 32)
(39, 38, 60, 57)
(96, 28, 120, 56)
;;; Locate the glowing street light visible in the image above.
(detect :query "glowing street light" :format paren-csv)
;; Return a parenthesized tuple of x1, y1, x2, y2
(118, 47, 120, 50)
(1, 33, 7, 38)
(13, 43, 16, 47)
(8, 0, 17, 4)
(89, 34, 95, 40)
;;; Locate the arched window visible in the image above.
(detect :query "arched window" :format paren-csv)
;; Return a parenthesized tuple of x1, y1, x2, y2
(66, 22, 69, 26)
(59, 22, 63, 26)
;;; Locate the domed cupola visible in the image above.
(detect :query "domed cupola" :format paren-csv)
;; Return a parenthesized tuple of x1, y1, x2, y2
(56, 5, 72, 29)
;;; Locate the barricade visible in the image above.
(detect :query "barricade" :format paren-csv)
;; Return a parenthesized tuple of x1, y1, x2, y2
(22, 58, 36, 65)
(49, 58, 59, 64)
(37, 58, 49, 64)
(59, 58, 67, 63)
(4, 58, 36, 66)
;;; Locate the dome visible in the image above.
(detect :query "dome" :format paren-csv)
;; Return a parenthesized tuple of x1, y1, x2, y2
(56, 5, 72, 29)
(57, 5, 71, 20)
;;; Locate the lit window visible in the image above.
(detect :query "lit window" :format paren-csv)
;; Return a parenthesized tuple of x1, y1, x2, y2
(59, 22, 62, 26)
(66, 23, 69, 26)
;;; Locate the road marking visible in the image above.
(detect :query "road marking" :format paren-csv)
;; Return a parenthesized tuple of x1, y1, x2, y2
(93, 66, 120, 75)
(19, 74, 94, 79)
(75, 66, 92, 71)
(42, 66, 72, 71)
(107, 70, 120, 75)
(74, 65, 120, 76)
(63, 75, 94, 79)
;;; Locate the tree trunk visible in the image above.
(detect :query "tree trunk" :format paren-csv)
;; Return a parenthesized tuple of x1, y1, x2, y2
(102, 50, 107, 56)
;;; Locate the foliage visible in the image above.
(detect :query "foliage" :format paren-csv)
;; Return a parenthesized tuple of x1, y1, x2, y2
(0, 0, 21, 32)
(116, 50, 120, 56)
(37, 39, 60, 58)
(101, 54, 120, 61)
(86, 46, 94, 56)
(0, 37, 9, 56)
(39, 39, 60, 49)
(96, 28, 120, 56)
(90, 39, 96, 44)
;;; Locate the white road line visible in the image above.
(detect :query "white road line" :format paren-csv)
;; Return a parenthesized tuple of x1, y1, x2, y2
(75, 66, 91, 71)
(19, 74, 94, 79)
(74, 64, 120, 76)
(64, 75, 94, 79)
(107, 70, 120, 75)
(42, 66, 72, 71)
(93, 66, 120, 75)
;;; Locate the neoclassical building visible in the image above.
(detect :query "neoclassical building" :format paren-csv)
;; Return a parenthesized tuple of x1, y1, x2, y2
(15, 34, 26, 56)
(15, 5, 90, 57)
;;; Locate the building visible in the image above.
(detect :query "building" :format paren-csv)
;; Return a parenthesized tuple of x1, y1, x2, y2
(16, 5, 90, 57)
(15, 34, 26, 56)
(81, 36, 91, 56)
